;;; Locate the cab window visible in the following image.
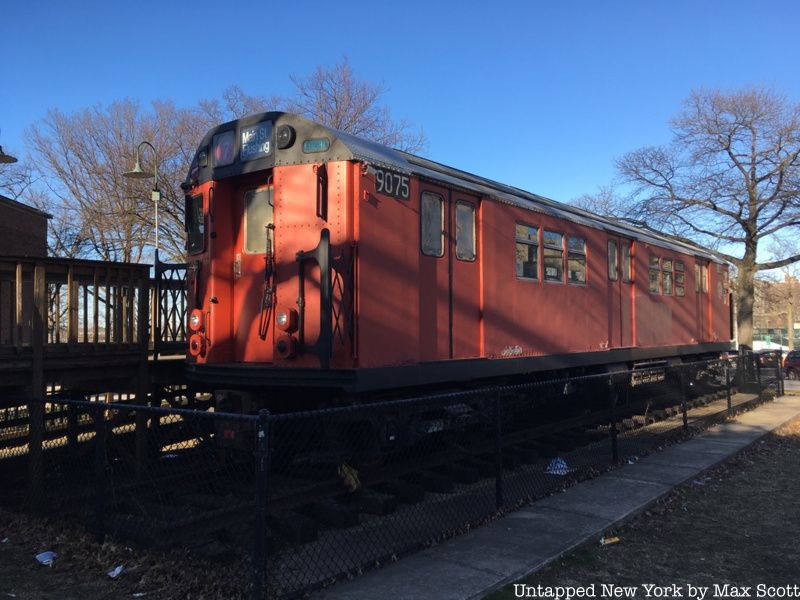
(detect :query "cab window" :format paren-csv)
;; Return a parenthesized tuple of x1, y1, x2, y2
(186, 194, 205, 255)
(244, 187, 274, 254)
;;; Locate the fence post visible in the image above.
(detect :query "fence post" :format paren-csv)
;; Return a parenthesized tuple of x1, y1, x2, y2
(755, 356, 763, 403)
(28, 262, 47, 506)
(679, 366, 689, 431)
(494, 394, 504, 511)
(94, 403, 107, 543)
(608, 377, 619, 463)
(725, 361, 732, 417)
(253, 410, 270, 600)
(777, 350, 785, 396)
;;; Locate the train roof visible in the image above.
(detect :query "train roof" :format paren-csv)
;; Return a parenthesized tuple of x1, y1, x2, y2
(187, 112, 720, 263)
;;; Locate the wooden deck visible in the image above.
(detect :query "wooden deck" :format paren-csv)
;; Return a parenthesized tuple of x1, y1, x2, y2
(0, 256, 187, 401)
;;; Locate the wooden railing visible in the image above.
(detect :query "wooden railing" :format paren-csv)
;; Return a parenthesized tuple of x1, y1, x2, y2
(0, 257, 152, 357)
(0, 256, 191, 361)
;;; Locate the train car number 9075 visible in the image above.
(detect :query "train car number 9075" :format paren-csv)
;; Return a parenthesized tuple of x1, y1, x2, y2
(374, 167, 410, 200)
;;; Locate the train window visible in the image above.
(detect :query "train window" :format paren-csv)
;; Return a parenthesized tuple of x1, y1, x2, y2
(621, 242, 632, 282)
(421, 192, 444, 257)
(212, 130, 235, 167)
(543, 231, 564, 282)
(675, 261, 685, 296)
(649, 256, 661, 294)
(722, 270, 729, 305)
(701, 264, 708, 293)
(455, 202, 476, 261)
(244, 187, 274, 254)
(186, 194, 205, 255)
(608, 241, 618, 281)
(515, 224, 538, 279)
(567, 236, 586, 284)
(662, 259, 673, 295)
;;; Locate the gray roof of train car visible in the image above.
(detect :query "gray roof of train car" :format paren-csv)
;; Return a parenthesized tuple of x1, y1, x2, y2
(326, 126, 719, 262)
(190, 112, 719, 262)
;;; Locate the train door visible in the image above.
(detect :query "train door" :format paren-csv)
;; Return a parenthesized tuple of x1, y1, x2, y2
(695, 259, 710, 341)
(233, 183, 274, 362)
(450, 196, 481, 358)
(607, 237, 635, 348)
(419, 187, 481, 360)
(619, 239, 634, 346)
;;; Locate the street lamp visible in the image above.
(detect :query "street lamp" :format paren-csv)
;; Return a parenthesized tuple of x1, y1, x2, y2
(123, 140, 161, 264)
(0, 146, 17, 164)
(0, 128, 18, 164)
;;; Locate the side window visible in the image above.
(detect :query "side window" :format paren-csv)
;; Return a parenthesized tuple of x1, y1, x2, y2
(695, 263, 709, 293)
(455, 202, 476, 261)
(515, 224, 538, 279)
(608, 241, 618, 281)
(662, 259, 674, 295)
(186, 194, 205, 255)
(721, 269, 729, 305)
(675, 261, 685, 296)
(543, 231, 564, 282)
(567, 236, 586, 284)
(421, 192, 444, 257)
(621, 242, 632, 282)
(649, 256, 661, 294)
(244, 187, 273, 254)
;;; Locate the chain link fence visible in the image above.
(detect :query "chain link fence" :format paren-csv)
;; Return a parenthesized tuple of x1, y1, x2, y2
(0, 351, 783, 599)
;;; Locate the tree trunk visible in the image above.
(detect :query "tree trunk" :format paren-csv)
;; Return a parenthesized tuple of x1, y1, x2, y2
(736, 263, 756, 349)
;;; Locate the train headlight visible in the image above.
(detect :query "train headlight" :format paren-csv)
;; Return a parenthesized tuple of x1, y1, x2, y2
(276, 307, 298, 332)
(189, 309, 204, 332)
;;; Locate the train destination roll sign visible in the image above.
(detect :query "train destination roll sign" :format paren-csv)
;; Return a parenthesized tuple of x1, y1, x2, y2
(240, 121, 273, 161)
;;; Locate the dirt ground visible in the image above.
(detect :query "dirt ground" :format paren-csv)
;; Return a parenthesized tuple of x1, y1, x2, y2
(3, 418, 799, 600)
(487, 417, 800, 599)
(0, 510, 250, 599)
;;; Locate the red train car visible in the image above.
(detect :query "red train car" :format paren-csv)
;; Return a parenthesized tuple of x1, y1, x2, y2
(181, 112, 732, 403)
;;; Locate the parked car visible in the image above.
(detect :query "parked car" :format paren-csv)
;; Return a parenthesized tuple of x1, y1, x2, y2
(784, 350, 800, 380)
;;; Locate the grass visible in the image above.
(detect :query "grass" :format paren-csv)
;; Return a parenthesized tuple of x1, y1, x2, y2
(486, 417, 800, 599)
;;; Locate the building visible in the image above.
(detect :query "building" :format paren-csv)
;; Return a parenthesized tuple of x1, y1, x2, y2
(0, 194, 50, 257)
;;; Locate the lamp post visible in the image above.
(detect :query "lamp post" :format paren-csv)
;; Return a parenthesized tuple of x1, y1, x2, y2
(0, 128, 18, 164)
(123, 141, 161, 265)
(0, 146, 17, 164)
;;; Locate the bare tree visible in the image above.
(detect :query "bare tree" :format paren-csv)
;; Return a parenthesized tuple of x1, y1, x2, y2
(283, 58, 427, 153)
(21, 63, 426, 264)
(591, 88, 800, 347)
(0, 161, 36, 201)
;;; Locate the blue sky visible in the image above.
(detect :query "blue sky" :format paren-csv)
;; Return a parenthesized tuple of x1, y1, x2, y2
(2, 0, 799, 203)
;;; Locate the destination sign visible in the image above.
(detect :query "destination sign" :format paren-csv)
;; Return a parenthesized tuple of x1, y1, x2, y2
(240, 121, 273, 162)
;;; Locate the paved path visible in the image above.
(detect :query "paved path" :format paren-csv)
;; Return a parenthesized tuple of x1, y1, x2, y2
(315, 392, 800, 600)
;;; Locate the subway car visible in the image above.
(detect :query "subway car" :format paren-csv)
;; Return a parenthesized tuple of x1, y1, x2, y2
(180, 112, 732, 407)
